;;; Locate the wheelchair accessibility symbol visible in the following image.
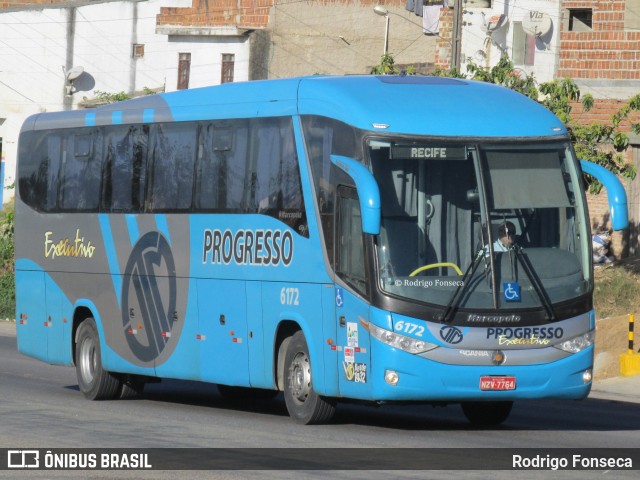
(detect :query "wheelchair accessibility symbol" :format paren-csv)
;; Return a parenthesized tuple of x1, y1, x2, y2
(503, 282, 521, 302)
(335, 287, 344, 308)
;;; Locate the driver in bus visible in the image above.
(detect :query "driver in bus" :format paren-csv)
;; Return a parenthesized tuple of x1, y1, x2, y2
(493, 221, 517, 252)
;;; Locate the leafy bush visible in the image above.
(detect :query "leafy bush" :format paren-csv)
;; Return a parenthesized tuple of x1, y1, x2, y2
(431, 54, 639, 192)
(0, 199, 15, 319)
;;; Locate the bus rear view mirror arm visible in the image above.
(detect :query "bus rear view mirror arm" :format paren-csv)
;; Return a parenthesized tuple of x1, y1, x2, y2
(330, 155, 381, 235)
(579, 160, 628, 231)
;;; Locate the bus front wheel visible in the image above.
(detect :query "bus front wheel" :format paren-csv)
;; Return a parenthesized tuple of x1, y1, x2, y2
(461, 401, 513, 426)
(75, 318, 120, 400)
(283, 331, 336, 425)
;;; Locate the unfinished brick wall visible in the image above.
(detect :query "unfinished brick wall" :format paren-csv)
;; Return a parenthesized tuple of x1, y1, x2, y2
(434, 6, 453, 68)
(157, 0, 271, 29)
(559, 0, 640, 80)
(571, 98, 640, 259)
(156, 0, 411, 29)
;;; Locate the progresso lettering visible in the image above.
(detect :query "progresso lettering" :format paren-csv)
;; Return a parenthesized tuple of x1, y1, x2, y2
(486, 327, 564, 340)
(202, 229, 294, 267)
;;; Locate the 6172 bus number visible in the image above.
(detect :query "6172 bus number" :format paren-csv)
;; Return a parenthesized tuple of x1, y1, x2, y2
(280, 287, 300, 306)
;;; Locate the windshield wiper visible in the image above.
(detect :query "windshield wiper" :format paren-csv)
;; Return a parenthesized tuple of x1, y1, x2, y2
(442, 248, 486, 323)
(512, 245, 557, 321)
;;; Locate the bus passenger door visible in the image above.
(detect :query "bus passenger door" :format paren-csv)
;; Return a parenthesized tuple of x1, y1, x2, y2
(197, 279, 249, 386)
(335, 186, 372, 398)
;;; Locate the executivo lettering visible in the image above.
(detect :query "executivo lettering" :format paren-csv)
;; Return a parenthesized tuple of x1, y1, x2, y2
(44, 229, 96, 259)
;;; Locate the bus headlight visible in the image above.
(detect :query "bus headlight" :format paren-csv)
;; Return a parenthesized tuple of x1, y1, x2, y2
(363, 321, 438, 354)
(554, 331, 595, 354)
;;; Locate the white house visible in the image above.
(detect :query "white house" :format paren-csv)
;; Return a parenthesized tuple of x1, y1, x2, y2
(459, 0, 561, 82)
(0, 0, 252, 204)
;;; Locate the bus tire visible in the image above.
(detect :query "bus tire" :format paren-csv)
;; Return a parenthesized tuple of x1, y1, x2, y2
(75, 318, 120, 401)
(461, 401, 513, 426)
(283, 331, 335, 425)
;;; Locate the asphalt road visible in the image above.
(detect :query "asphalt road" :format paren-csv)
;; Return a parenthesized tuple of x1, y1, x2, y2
(1, 326, 639, 479)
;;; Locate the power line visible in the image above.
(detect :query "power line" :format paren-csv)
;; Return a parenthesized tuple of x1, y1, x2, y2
(0, 79, 36, 103)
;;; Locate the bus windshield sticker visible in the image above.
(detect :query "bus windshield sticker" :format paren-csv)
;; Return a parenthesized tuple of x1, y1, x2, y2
(503, 282, 521, 302)
(347, 322, 358, 347)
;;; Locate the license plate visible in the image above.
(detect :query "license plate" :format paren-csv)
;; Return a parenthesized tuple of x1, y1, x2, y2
(479, 376, 516, 391)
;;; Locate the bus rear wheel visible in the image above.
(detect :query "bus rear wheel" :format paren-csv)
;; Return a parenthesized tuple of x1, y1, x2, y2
(75, 318, 120, 400)
(461, 401, 513, 426)
(283, 331, 335, 425)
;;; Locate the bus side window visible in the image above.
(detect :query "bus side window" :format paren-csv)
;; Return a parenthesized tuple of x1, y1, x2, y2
(43, 134, 63, 211)
(18, 131, 61, 212)
(336, 186, 368, 297)
(195, 120, 249, 212)
(148, 123, 196, 211)
(248, 118, 308, 237)
(103, 125, 148, 212)
(60, 132, 101, 211)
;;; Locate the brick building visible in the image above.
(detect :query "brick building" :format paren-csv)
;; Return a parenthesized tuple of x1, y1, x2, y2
(156, 0, 438, 79)
(559, 1, 640, 257)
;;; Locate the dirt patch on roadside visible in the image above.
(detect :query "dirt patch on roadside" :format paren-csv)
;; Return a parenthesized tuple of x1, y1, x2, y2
(593, 259, 640, 379)
(595, 314, 636, 380)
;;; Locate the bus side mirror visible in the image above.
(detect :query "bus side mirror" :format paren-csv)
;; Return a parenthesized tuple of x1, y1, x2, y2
(330, 155, 381, 235)
(580, 160, 628, 231)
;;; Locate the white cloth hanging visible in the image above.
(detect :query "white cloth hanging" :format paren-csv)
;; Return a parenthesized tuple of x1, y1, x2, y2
(423, 5, 441, 34)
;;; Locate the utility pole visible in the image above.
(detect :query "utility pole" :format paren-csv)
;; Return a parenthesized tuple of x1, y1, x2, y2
(451, 0, 464, 71)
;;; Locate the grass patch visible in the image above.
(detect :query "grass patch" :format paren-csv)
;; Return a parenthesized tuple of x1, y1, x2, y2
(0, 200, 14, 319)
(593, 265, 640, 319)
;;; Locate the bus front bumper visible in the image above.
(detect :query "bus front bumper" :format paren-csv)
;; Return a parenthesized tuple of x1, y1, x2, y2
(368, 343, 593, 402)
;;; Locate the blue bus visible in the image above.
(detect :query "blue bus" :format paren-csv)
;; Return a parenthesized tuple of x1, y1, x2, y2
(14, 75, 627, 425)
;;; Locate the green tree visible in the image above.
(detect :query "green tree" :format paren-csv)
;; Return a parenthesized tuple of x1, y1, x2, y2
(435, 53, 639, 193)
(370, 53, 415, 75)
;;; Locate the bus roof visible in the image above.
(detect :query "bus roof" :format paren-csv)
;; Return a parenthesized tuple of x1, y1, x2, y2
(22, 75, 567, 138)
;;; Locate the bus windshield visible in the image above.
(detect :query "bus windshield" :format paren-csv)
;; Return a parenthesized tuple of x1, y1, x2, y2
(369, 139, 590, 312)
